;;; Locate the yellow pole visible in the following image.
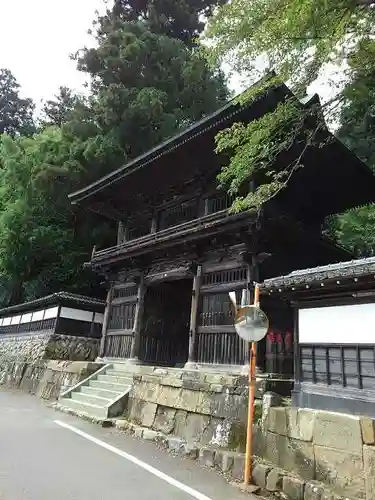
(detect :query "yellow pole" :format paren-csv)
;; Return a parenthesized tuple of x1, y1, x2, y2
(244, 283, 260, 485)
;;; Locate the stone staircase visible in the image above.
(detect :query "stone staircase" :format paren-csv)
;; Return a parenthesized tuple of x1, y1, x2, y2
(59, 363, 133, 419)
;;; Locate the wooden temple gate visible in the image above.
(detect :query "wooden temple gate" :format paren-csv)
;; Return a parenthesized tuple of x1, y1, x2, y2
(102, 262, 294, 373)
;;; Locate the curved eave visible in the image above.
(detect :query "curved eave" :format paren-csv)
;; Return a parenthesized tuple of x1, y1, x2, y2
(261, 256, 375, 297)
(0, 292, 105, 317)
(69, 73, 294, 207)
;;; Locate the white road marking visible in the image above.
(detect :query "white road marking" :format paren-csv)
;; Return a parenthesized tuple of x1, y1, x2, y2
(54, 420, 213, 500)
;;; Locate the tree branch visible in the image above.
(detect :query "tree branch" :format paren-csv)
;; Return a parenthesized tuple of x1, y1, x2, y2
(355, 0, 375, 6)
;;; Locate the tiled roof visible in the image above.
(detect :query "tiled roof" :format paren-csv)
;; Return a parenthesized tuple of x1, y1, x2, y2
(0, 292, 105, 316)
(262, 256, 375, 290)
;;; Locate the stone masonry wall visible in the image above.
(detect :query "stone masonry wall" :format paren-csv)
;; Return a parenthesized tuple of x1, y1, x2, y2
(0, 359, 102, 400)
(0, 333, 100, 400)
(0, 333, 99, 363)
(126, 366, 264, 450)
(257, 406, 375, 500)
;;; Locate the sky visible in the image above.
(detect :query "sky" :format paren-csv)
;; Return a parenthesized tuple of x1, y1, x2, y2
(0, 0, 339, 116)
(0, 0, 106, 107)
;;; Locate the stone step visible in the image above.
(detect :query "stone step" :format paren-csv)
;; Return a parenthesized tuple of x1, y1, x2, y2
(89, 379, 129, 392)
(60, 397, 108, 419)
(97, 374, 133, 385)
(71, 392, 112, 407)
(105, 369, 133, 381)
(80, 385, 121, 399)
(111, 363, 132, 372)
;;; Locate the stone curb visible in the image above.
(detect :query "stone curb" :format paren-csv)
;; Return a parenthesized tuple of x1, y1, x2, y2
(114, 419, 348, 500)
(52, 403, 347, 500)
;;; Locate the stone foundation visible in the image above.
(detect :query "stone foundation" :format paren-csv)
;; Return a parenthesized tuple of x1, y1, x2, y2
(122, 366, 375, 500)
(125, 366, 267, 450)
(0, 359, 102, 399)
(257, 406, 375, 500)
(0, 333, 99, 362)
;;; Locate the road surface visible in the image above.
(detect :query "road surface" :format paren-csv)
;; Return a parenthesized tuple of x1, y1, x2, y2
(0, 389, 252, 500)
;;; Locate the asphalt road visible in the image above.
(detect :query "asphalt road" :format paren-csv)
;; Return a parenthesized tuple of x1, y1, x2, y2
(0, 389, 251, 500)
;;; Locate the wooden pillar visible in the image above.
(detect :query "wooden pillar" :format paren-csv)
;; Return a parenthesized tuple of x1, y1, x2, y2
(117, 221, 127, 244)
(151, 213, 158, 234)
(99, 285, 114, 358)
(130, 273, 146, 360)
(186, 264, 202, 365)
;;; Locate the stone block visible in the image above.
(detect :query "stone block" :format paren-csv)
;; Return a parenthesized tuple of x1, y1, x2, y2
(210, 384, 224, 393)
(201, 417, 222, 446)
(142, 374, 158, 383)
(264, 432, 315, 480)
(360, 418, 375, 445)
(282, 476, 305, 500)
(160, 377, 183, 388)
(210, 392, 241, 420)
(167, 437, 184, 453)
(210, 417, 246, 451)
(140, 402, 157, 428)
(134, 427, 144, 439)
(178, 389, 200, 412)
(231, 454, 245, 481)
(153, 406, 176, 434)
(181, 370, 206, 382)
(364, 444, 375, 500)
(115, 419, 128, 430)
(266, 468, 284, 492)
(304, 481, 324, 500)
(198, 448, 215, 468)
(174, 410, 188, 438)
(158, 386, 183, 408)
(221, 452, 235, 473)
(214, 450, 223, 468)
(296, 409, 316, 442)
(313, 411, 362, 453)
(205, 374, 224, 384)
(267, 407, 316, 442)
(182, 379, 211, 391)
(184, 413, 211, 443)
(181, 443, 198, 459)
(128, 399, 145, 424)
(143, 429, 159, 441)
(196, 392, 211, 415)
(252, 463, 271, 488)
(321, 492, 343, 500)
(314, 445, 365, 498)
(267, 407, 287, 435)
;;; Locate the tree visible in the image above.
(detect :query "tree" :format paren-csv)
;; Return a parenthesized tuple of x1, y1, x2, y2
(100, 0, 226, 46)
(40, 86, 86, 128)
(204, 0, 375, 212)
(0, 68, 35, 136)
(325, 39, 375, 256)
(0, 129, 113, 305)
(0, 1, 229, 305)
(75, 6, 228, 162)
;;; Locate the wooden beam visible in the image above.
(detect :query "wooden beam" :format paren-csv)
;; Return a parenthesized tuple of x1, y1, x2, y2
(99, 285, 114, 358)
(187, 264, 202, 364)
(129, 274, 146, 360)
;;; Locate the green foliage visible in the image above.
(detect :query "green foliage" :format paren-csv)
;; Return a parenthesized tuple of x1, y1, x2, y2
(75, 15, 228, 159)
(0, 69, 35, 136)
(204, 0, 375, 209)
(40, 86, 87, 128)
(0, 129, 112, 304)
(216, 96, 313, 212)
(102, 0, 226, 46)
(206, 0, 375, 90)
(0, 0, 229, 305)
(328, 38, 375, 256)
